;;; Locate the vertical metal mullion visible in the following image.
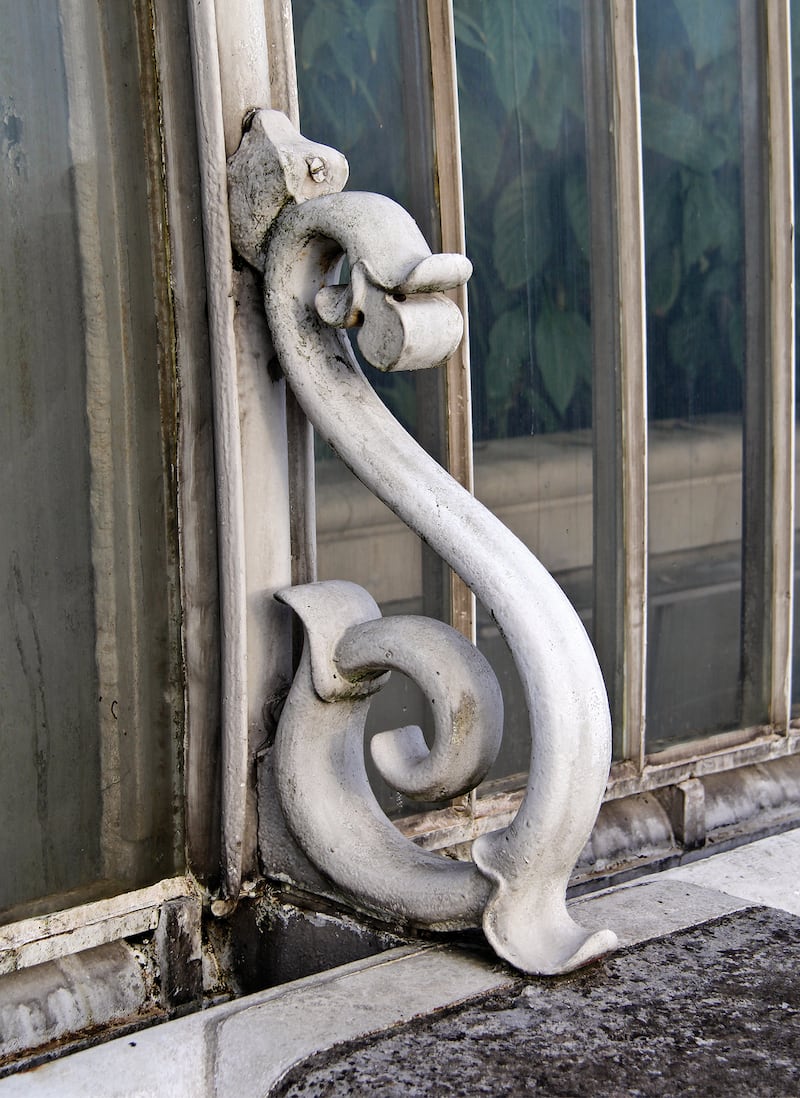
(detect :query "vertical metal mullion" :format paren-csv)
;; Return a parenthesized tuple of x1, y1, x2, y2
(426, 0, 476, 645)
(154, 0, 222, 883)
(740, 1, 772, 728)
(614, 0, 648, 768)
(583, 3, 622, 753)
(266, 0, 317, 679)
(265, 0, 300, 128)
(584, 0, 648, 768)
(401, 0, 450, 628)
(265, 0, 316, 599)
(187, 0, 251, 907)
(740, 0, 795, 731)
(766, 0, 795, 727)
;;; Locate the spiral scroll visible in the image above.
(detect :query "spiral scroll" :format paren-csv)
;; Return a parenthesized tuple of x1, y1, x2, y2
(229, 110, 617, 974)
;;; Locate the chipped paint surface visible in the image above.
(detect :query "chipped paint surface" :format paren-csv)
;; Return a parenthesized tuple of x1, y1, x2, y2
(0, 878, 197, 976)
(0, 942, 150, 1063)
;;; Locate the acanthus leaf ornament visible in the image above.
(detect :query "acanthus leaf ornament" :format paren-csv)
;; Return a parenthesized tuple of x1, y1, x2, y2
(228, 110, 617, 975)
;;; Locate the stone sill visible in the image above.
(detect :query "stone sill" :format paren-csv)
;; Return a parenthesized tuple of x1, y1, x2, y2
(3, 754, 799, 1088)
(5, 828, 800, 1097)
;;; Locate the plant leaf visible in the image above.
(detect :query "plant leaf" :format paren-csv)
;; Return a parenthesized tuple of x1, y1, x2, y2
(528, 53, 565, 151)
(674, 0, 738, 70)
(535, 307, 590, 414)
(644, 169, 682, 260)
(493, 172, 551, 291)
(300, 0, 360, 70)
(564, 169, 589, 258)
(484, 306, 532, 420)
(484, 2, 534, 112)
(362, 0, 395, 59)
(459, 94, 503, 201)
(682, 172, 739, 268)
(641, 93, 728, 173)
(454, 8, 488, 55)
(666, 308, 712, 383)
(647, 245, 682, 317)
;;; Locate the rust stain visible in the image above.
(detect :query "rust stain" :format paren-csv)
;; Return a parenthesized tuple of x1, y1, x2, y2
(451, 692, 477, 748)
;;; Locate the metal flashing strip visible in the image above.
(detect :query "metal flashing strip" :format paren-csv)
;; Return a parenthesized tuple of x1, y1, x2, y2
(0, 877, 197, 976)
(0, 944, 515, 1095)
(396, 749, 800, 873)
(584, 0, 648, 766)
(0, 942, 152, 1069)
(5, 830, 800, 1096)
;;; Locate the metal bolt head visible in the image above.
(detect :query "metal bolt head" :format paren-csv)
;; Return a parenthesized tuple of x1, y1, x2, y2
(307, 155, 327, 183)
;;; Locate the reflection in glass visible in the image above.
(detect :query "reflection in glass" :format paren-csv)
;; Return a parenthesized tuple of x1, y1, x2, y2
(293, 0, 438, 440)
(0, 2, 180, 920)
(299, 1, 598, 791)
(294, 0, 444, 814)
(638, 1, 746, 750)
(455, 0, 594, 779)
(294, 0, 436, 601)
(456, 1, 591, 441)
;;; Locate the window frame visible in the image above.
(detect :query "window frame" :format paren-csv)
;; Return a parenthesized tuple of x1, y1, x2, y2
(319, 0, 797, 848)
(2, 0, 798, 999)
(190, 0, 800, 870)
(0, 0, 213, 982)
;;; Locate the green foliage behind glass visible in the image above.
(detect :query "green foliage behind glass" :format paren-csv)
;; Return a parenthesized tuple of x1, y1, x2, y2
(638, 0, 743, 421)
(457, 0, 745, 441)
(455, 0, 591, 440)
(295, 0, 409, 197)
(293, 0, 422, 437)
(294, 0, 746, 443)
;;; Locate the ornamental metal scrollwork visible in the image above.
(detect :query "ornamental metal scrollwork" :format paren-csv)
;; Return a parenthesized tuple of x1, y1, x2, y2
(229, 110, 617, 975)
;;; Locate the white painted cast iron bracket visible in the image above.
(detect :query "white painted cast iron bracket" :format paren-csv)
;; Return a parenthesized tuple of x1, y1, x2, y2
(228, 110, 617, 975)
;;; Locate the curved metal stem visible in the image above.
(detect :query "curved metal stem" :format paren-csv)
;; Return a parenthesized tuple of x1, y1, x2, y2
(262, 192, 617, 974)
(274, 581, 494, 929)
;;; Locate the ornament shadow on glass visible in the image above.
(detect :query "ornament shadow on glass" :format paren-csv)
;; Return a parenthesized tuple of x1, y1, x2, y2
(228, 110, 617, 975)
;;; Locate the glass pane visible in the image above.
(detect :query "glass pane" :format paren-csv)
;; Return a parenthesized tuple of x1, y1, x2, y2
(455, 0, 594, 780)
(294, 0, 443, 815)
(638, 1, 746, 751)
(0, 1, 181, 921)
(293, 0, 439, 446)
